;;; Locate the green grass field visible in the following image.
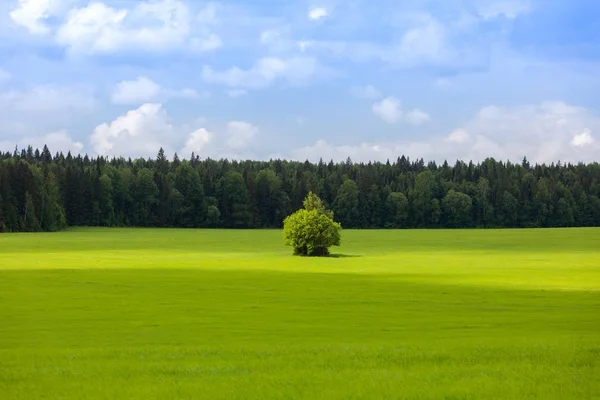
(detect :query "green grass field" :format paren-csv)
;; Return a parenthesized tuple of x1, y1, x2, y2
(1, 228, 599, 399)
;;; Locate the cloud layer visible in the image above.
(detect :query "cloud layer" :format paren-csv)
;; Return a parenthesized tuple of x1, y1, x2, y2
(11, 0, 222, 55)
(288, 101, 600, 164)
(2, 0, 599, 165)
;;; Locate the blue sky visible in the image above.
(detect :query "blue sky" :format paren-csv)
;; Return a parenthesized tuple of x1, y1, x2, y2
(0, 0, 599, 163)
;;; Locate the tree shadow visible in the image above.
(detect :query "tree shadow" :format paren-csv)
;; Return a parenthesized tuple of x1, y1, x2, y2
(327, 253, 362, 258)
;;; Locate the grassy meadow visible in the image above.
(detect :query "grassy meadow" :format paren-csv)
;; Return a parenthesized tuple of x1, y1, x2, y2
(1, 228, 599, 399)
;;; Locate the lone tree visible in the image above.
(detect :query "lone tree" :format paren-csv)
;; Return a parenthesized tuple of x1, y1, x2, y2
(283, 192, 341, 256)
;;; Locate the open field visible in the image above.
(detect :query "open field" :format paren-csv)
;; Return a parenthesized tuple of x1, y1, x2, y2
(1, 228, 599, 399)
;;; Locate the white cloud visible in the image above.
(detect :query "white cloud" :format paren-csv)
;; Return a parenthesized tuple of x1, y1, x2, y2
(440, 101, 600, 163)
(111, 77, 161, 105)
(57, 2, 137, 53)
(350, 85, 381, 99)
(111, 77, 199, 105)
(91, 103, 174, 157)
(447, 129, 469, 143)
(287, 101, 600, 164)
(296, 11, 490, 70)
(372, 97, 430, 125)
(372, 97, 402, 123)
(477, 0, 531, 20)
(459, 102, 592, 160)
(181, 128, 213, 156)
(297, 15, 451, 67)
(179, 120, 260, 159)
(0, 131, 84, 155)
(202, 57, 321, 89)
(55, 0, 221, 55)
(571, 129, 594, 147)
(226, 121, 258, 149)
(90, 104, 258, 159)
(9, 0, 68, 35)
(227, 89, 248, 98)
(308, 7, 328, 21)
(0, 84, 95, 111)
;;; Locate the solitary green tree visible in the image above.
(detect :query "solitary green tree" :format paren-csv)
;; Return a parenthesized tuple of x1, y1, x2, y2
(283, 192, 341, 257)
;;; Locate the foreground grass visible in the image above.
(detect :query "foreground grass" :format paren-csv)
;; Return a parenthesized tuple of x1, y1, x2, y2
(1, 228, 599, 399)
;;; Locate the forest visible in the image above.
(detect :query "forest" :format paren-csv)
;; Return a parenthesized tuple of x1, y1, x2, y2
(1, 145, 600, 232)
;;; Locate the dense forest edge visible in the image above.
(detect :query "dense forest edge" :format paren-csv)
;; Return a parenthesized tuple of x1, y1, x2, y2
(0, 145, 599, 232)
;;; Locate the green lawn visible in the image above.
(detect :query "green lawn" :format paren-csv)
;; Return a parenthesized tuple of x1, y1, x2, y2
(1, 228, 599, 399)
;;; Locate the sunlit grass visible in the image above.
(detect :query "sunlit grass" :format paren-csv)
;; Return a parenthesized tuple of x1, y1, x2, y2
(1, 228, 599, 399)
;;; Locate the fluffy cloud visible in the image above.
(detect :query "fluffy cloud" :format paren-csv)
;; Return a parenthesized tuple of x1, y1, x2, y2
(56, 1, 186, 53)
(455, 102, 599, 162)
(202, 57, 321, 89)
(111, 77, 161, 105)
(0, 84, 95, 111)
(0, 131, 83, 155)
(91, 103, 174, 157)
(372, 97, 430, 125)
(181, 128, 212, 156)
(442, 102, 600, 163)
(111, 77, 199, 105)
(308, 7, 328, 21)
(54, 0, 220, 55)
(9, 0, 67, 35)
(372, 97, 402, 123)
(571, 129, 594, 147)
(90, 103, 259, 159)
(288, 101, 600, 164)
(180, 120, 260, 159)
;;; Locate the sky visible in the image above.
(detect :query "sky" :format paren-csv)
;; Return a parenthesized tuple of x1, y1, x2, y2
(0, 0, 599, 164)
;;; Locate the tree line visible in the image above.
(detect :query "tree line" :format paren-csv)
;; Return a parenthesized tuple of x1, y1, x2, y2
(1, 145, 600, 232)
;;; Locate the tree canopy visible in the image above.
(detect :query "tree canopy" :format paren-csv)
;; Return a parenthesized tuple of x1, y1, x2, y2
(283, 192, 341, 256)
(0, 147, 599, 233)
